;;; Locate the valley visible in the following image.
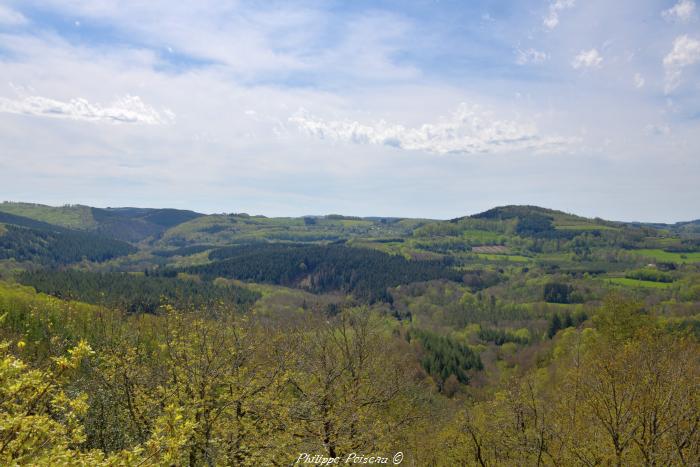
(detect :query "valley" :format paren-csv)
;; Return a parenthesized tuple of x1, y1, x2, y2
(0, 200, 698, 464)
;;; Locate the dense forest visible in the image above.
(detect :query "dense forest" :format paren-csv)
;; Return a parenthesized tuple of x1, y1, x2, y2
(0, 202, 698, 465)
(0, 224, 136, 265)
(18, 269, 260, 313)
(187, 243, 460, 302)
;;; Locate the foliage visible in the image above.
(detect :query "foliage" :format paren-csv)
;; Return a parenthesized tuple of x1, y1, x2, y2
(151, 245, 213, 258)
(515, 213, 555, 235)
(408, 328, 482, 391)
(0, 291, 428, 464)
(544, 282, 576, 303)
(436, 300, 700, 466)
(547, 309, 588, 338)
(478, 326, 529, 345)
(0, 337, 114, 465)
(625, 268, 674, 283)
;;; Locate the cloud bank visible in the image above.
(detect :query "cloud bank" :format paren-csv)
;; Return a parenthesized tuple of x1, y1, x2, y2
(290, 104, 572, 155)
(0, 93, 174, 124)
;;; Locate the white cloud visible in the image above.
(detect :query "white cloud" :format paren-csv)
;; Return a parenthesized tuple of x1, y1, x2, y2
(544, 0, 575, 30)
(516, 48, 548, 65)
(0, 92, 174, 124)
(571, 49, 603, 69)
(662, 0, 696, 22)
(645, 123, 671, 136)
(634, 73, 645, 89)
(0, 5, 27, 25)
(289, 103, 573, 155)
(663, 35, 700, 92)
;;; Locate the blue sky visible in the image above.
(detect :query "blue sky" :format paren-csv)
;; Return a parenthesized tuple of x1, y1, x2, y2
(0, 0, 698, 221)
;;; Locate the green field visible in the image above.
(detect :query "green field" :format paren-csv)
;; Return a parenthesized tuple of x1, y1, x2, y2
(607, 277, 675, 288)
(476, 253, 532, 262)
(460, 229, 504, 242)
(555, 223, 619, 231)
(629, 249, 700, 264)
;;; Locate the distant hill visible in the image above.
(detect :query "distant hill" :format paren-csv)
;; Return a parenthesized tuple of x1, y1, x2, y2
(470, 205, 581, 221)
(0, 202, 203, 242)
(0, 212, 136, 265)
(676, 220, 700, 236)
(94, 207, 202, 228)
(625, 218, 700, 237)
(0, 202, 95, 229)
(455, 205, 621, 233)
(468, 205, 700, 238)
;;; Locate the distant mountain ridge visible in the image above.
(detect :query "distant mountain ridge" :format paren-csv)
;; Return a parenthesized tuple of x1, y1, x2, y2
(0, 202, 203, 242)
(2, 201, 699, 246)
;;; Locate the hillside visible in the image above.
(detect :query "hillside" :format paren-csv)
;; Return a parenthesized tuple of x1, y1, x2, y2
(0, 212, 136, 266)
(0, 202, 203, 242)
(0, 202, 96, 229)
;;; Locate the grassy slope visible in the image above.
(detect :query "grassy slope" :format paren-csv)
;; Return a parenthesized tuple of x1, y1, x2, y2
(0, 202, 96, 229)
(606, 277, 675, 288)
(475, 253, 532, 262)
(629, 249, 700, 264)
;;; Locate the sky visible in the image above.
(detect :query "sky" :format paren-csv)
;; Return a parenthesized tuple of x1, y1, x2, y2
(0, 0, 698, 222)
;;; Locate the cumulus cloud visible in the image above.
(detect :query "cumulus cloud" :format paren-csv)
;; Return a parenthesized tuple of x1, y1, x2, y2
(0, 5, 27, 25)
(634, 73, 645, 89)
(571, 49, 603, 69)
(662, 0, 696, 22)
(663, 35, 700, 92)
(0, 92, 174, 124)
(543, 0, 575, 30)
(289, 104, 573, 155)
(515, 48, 548, 65)
(645, 123, 671, 136)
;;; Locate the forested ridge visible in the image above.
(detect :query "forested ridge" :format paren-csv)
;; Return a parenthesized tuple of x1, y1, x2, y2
(187, 243, 460, 302)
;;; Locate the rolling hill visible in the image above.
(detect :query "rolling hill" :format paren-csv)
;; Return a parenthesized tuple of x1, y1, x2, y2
(0, 202, 203, 242)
